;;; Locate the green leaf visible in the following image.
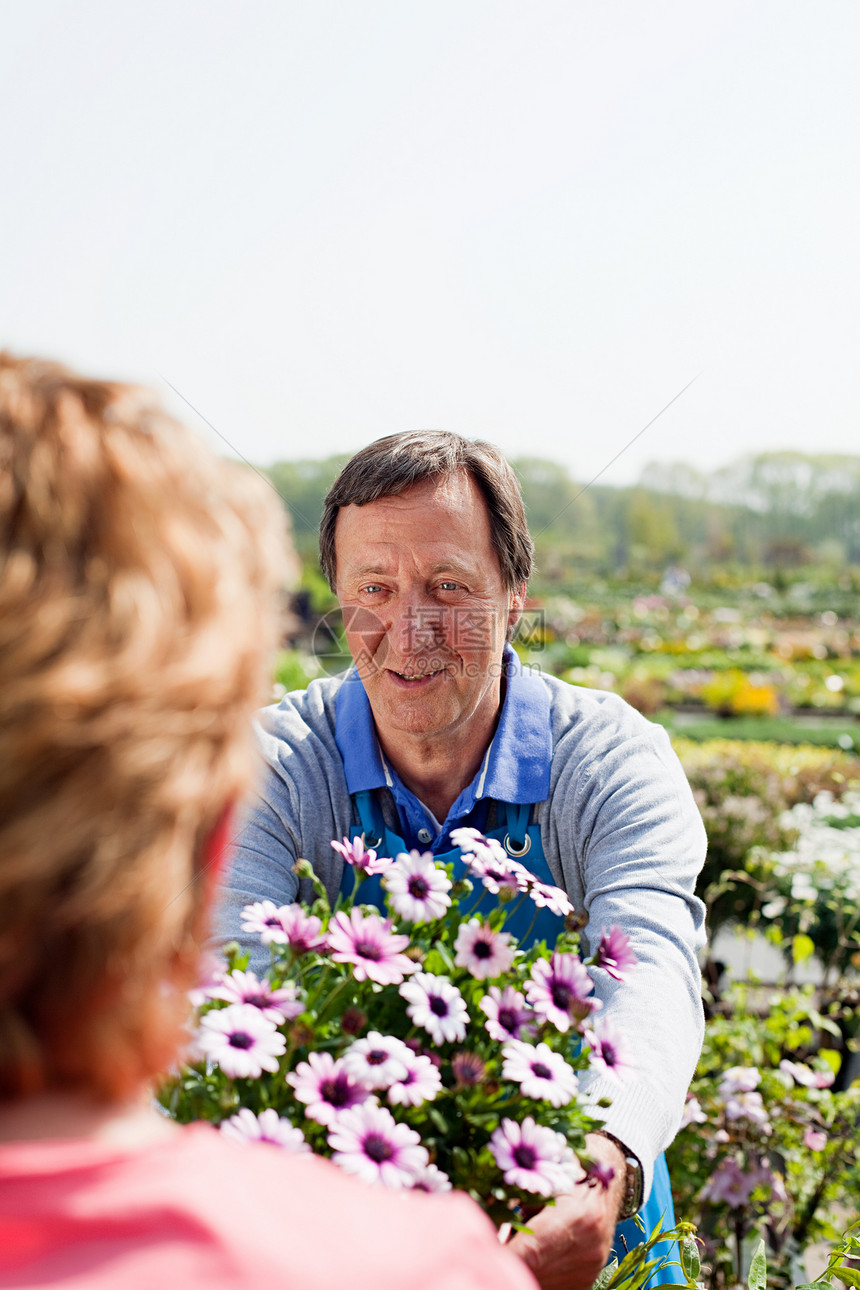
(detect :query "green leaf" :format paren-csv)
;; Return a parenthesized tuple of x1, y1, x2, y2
(792, 934, 815, 964)
(591, 1258, 619, 1290)
(606, 1257, 665, 1290)
(819, 1048, 842, 1074)
(747, 1238, 767, 1290)
(428, 1107, 449, 1135)
(831, 1268, 860, 1289)
(680, 1235, 701, 1283)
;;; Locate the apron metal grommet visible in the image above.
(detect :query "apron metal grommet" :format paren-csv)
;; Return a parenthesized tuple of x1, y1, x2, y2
(503, 832, 531, 857)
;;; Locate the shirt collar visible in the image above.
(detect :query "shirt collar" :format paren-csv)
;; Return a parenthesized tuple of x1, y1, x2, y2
(334, 645, 552, 810)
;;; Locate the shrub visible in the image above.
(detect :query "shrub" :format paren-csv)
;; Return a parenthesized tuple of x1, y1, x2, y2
(672, 739, 860, 935)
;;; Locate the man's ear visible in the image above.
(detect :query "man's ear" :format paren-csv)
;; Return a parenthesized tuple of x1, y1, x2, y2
(197, 803, 237, 904)
(507, 583, 527, 636)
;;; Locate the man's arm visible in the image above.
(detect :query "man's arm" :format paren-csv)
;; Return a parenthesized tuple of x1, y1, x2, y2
(541, 685, 707, 1201)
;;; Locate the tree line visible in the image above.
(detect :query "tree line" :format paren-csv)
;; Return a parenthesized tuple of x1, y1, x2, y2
(264, 450, 860, 591)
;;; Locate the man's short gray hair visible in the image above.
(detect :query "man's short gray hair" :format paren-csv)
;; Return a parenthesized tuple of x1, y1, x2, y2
(319, 430, 534, 593)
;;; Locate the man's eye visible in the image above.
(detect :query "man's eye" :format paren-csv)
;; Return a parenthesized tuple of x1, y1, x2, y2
(361, 583, 383, 595)
(438, 581, 460, 592)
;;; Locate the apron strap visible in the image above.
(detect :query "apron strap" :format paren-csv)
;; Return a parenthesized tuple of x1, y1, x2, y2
(352, 789, 385, 849)
(503, 801, 531, 854)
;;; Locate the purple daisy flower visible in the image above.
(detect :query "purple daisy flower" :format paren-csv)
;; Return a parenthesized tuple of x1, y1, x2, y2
(501, 1039, 579, 1107)
(529, 882, 573, 917)
(468, 853, 532, 896)
(240, 900, 295, 946)
(453, 919, 514, 980)
(327, 908, 417, 985)
(450, 829, 532, 894)
(197, 1003, 286, 1079)
(398, 972, 469, 1045)
(387, 1052, 443, 1106)
(525, 953, 600, 1033)
(584, 1019, 633, 1084)
(342, 1031, 412, 1089)
(489, 1116, 578, 1196)
(448, 826, 485, 849)
(592, 927, 637, 982)
(219, 1107, 310, 1153)
(273, 905, 328, 954)
(479, 985, 535, 1042)
(411, 1162, 453, 1192)
(207, 969, 304, 1024)
(287, 1051, 374, 1125)
(383, 850, 452, 922)
(331, 835, 393, 876)
(452, 1050, 486, 1087)
(328, 1102, 429, 1188)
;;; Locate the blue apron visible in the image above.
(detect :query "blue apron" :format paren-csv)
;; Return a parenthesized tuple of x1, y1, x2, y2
(343, 790, 679, 1285)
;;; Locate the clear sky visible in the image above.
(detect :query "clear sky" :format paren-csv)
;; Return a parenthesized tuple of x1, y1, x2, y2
(2, 1, 858, 485)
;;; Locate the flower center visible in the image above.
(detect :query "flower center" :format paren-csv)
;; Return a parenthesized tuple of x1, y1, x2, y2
(408, 876, 430, 898)
(364, 1133, 395, 1164)
(228, 1031, 253, 1050)
(367, 1049, 388, 1066)
(355, 939, 383, 962)
(321, 1076, 353, 1107)
(429, 996, 449, 1017)
(498, 1007, 518, 1033)
(600, 1042, 617, 1067)
(473, 940, 492, 959)
(513, 1144, 537, 1170)
(244, 992, 271, 1008)
(531, 1062, 552, 1079)
(550, 982, 572, 1010)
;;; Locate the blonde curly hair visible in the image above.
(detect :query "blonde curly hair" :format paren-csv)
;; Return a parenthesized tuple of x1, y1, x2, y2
(0, 354, 290, 1100)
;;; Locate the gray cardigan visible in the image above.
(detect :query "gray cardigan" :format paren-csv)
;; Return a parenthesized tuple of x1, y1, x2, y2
(214, 667, 707, 1197)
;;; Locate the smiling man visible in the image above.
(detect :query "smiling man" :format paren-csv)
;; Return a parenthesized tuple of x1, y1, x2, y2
(216, 431, 707, 1290)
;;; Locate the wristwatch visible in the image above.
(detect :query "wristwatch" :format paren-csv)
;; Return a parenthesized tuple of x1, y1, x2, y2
(597, 1131, 644, 1219)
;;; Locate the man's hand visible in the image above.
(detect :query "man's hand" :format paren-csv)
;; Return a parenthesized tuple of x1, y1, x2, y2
(508, 1134, 627, 1290)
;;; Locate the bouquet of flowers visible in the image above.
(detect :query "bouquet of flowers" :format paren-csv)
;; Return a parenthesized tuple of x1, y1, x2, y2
(160, 828, 637, 1228)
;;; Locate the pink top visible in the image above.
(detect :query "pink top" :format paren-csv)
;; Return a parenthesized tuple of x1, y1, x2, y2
(0, 1122, 537, 1290)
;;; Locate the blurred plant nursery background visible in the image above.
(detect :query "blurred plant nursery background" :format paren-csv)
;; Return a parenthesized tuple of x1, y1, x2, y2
(270, 447, 860, 1288)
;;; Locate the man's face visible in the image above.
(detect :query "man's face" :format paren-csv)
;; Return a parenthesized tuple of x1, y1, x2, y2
(334, 471, 525, 752)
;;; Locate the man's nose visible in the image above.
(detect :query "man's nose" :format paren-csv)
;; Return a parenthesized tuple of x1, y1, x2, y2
(389, 593, 444, 657)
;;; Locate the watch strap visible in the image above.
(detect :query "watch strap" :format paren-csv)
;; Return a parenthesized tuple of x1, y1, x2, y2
(597, 1131, 644, 1219)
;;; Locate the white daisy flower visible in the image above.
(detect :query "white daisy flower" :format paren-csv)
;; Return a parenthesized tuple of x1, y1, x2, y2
(383, 850, 452, 922)
(342, 1031, 412, 1089)
(453, 919, 514, 979)
(398, 972, 469, 1045)
(501, 1039, 579, 1106)
(197, 1003, 286, 1079)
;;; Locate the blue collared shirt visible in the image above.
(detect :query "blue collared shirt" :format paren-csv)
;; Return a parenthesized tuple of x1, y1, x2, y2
(334, 645, 552, 853)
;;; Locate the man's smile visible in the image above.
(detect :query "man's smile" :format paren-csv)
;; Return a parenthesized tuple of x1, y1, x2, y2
(385, 667, 447, 688)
